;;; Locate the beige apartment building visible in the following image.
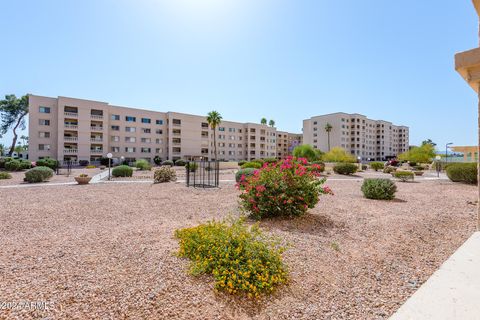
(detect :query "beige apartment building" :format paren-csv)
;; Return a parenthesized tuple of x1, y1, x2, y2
(303, 113, 409, 161)
(28, 95, 289, 164)
(276, 131, 303, 158)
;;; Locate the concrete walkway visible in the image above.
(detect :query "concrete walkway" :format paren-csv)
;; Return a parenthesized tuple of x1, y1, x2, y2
(390, 231, 480, 320)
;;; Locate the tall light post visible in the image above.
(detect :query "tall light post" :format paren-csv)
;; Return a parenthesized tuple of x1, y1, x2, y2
(445, 142, 453, 163)
(107, 152, 113, 181)
(435, 155, 442, 178)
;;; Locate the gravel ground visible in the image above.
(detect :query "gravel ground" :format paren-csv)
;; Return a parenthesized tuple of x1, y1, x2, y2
(0, 179, 476, 319)
(0, 168, 102, 186)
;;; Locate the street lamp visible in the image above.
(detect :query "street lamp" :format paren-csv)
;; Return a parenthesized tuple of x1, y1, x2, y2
(435, 155, 442, 177)
(107, 152, 113, 181)
(445, 143, 453, 163)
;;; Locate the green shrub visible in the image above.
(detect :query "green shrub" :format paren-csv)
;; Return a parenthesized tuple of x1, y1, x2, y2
(292, 144, 319, 162)
(175, 159, 186, 166)
(161, 160, 174, 166)
(252, 159, 265, 165)
(409, 161, 417, 167)
(36, 158, 59, 170)
(238, 160, 247, 167)
(361, 164, 368, 171)
(361, 178, 397, 200)
(112, 165, 133, 177)
(393, 171, 414, 182)
(5, 159, 21, 171)
(153, 156, 162, 165)
(235, 168, 257, 183)
(370, 162, 384, 171)
(383, 166, 397, 174)
(153, 166, 176, 183)
(413, 165, 424, 171)
(135, 159, 152, 171)
(322, 147, 356, 163)
(241, 161, 262, 169)
(24, 166, 54, 183)
(0, 157, 13, 168)
(99, 157, 110, 166)
(446, 163, 477, 184)
(186, 162, 198, 172)
(175, 219, 288, 298)
(333, 163, 357, 175)
(307, 162, 325, 174)
(238, 157, 333, 219)
(19, 160, 32, 170)
(0, 172, 12, 179)
(263, 158, 278, 164)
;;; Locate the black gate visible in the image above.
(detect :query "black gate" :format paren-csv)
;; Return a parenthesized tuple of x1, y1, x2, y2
(186, 160, 219, 188)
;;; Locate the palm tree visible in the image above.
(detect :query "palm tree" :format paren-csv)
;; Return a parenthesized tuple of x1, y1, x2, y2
(20, 135, 28, 150)
(206, 111, 222, 161)
(325, 123, 333, 151)
(269, 119, 275, 127)
(260, 118, 267, 125)
(0, 143, 4, 156)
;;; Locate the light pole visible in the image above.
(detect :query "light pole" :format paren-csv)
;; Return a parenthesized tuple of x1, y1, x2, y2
(435, 155, 442, 177)
(445, 143, 453, 163)
(107, 152, 113, 181)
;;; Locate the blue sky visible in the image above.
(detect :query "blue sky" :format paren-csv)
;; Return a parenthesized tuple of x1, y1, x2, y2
(0, 0, 478, 149)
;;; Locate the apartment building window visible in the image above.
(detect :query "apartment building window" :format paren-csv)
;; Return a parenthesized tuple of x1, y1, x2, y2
(313, 127, 317, 131)
(125, 137, 136, 143)
(201, 131, 208, 138)
(156, 139, 162, 144)
(141, 118, 151, 124)
(313, 121, 317, 125)
(125, 116, 136, 122)
(219, 142, 226, 147)
(229, 128, 235, 132)
(111, 136, 120, 142)
(228, 151, 235, 156)
(201, 148, 209, 154)
(39, 119, 50, 126)
(111, 125, 120, 131)
(141, 147, 151, 153)
(172, 119, 181, 126)
(111, 114, 120, 120)
(155, 129, 163, 134)
(201, 122, 208, 128)
(219, 135, 225, 139)
(125, 127, 136, 133)
(155, 148, 163, 153)
(39, 106, 50, 113)
(172, 147, 181, 153)
(142, 128, 151, 133)
(39, 132, 50, 138)
(125, 147, 136, 153)
(156, 119, 163, 125)
(238, 143, 242, 148)
(111, 147, 120, 153)
(141, 138, 151, 143)
(38, 144, 51, 151)
(218, 127, 225, 131)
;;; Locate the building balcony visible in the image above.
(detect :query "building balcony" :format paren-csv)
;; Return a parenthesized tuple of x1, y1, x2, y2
(90, 126, 103, 131)
(64, 137, 78, 142)
(64, 149, 78, 154)
(90, 149, 103, 154)
(455, 47, 480, 92)
(91, 114, 103, 120)
(64, 124, 78, 130)
(90, 138, 103, 142)
(64, 112, 78, 117)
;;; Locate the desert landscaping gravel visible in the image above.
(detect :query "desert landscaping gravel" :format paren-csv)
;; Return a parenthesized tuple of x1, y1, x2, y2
(0, 178, 476, 319)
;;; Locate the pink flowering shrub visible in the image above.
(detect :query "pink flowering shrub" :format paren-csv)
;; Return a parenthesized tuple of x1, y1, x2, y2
(237, 157, 333, 219)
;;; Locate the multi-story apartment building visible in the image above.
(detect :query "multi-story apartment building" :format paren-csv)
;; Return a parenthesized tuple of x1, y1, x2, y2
(303, 113, 409, 161)
(28, 95, 282, 163)
(276, 131, 303, 158)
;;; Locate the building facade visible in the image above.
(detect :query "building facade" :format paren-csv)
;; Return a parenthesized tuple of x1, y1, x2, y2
(303, 113, 409, 161)
(28, 95, 294, 164)
(276, 131, 303, 159)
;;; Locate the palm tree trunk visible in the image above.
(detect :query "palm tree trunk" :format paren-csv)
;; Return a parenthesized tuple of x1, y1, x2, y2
(213, 127, 217, 161)
(327, 132, 331, 151)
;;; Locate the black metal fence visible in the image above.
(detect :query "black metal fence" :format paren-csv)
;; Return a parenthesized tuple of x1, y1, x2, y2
(186, 160, 219, 188)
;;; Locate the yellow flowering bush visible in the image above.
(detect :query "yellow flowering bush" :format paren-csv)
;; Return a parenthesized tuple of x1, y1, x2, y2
(175, 219, 288, 298)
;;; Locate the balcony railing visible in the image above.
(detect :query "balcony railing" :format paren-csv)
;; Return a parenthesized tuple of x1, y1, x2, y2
(64, 124, 78, 130)
(90, 149, 103, 154)
(64, 149, 78, 154)
(64, 112, 78, 117)
(64, 137, 78, 142)
(90, 126, 103, 131)
(91, 114, 103, 120)
(90, 138, 103, 142)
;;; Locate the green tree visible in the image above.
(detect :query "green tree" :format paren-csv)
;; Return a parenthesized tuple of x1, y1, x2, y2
(0, 143, 4, 156)
(206, 111, 222, 161)
(398, 144, 435, 163)
(269, 119, 275, 127)
(292, 144, 319, 162)
(322, 147, 356, 163)
(325, 123, 333, 151)
(20, 135, 28, 150)
(260, 117, 267, 125)
(421, 139, 436, 147)
(0, 94, 29, 156)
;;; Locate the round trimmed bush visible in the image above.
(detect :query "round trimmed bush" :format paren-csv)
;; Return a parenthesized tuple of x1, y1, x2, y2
(161, 160, 174, 166)
(333, 163, 358, 175)
(361, 178, 397, 200)
(0, 172, 12, 179)
(112, 165, 133, 177)
(446, 163, 477, 184)
(36, 158, 59, 170)
(241, 161, 262, 169)
(5, 159, 21, 171)
(154, 156, 162, 165)
(393, 171, 415, 182)
(154, 166, 176, 183)
(383, 166, 397, 174)
(235, 168, 256, 183)
(24, 166, 54, 183)
(135, 159, 152, 171)
(0, 157, 13, 168)
(19, 160, 32, 170)
(175, 159, 186, 166)
(370, 162, 384, 171)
